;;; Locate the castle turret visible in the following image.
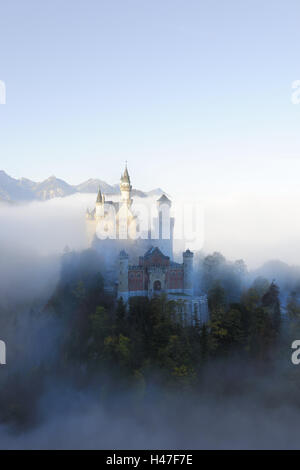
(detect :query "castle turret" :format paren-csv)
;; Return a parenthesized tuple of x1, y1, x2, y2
(183, 249, 194, 295)
(96, 187, 102, 204)
(95, 186, 104, 218)
(156, 194, 174, 259)
(118, 250, 129, 302)
(120, 163, 132, 208)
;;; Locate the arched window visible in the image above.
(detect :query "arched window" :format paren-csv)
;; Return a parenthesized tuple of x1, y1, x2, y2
(153, 280, 161, 291)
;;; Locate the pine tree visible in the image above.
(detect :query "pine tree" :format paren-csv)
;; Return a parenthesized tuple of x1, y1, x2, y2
(262, 281, 281, 334)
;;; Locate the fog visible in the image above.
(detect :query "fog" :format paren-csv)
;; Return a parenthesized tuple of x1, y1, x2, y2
(0, 193, 300, 449)
(1, 191, 298, 268)
(0, 195, 89, 310)
(0, 360, 300, 449)
(202, 193, 300, 269)
(0, 194, 89, 256)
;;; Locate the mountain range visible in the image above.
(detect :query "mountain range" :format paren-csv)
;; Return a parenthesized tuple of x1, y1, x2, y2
(0, 171, 166, 203)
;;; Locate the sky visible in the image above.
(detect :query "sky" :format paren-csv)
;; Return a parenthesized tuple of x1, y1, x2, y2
(0, 0, 300, 199)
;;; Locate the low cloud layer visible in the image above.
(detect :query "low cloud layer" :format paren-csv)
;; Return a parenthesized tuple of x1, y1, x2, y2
(0, 360, 299, 450)
(0, 192, 300, 449)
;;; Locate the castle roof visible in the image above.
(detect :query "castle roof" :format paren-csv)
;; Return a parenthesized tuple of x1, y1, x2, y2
(96, 187, 102, 203)
(121, 163, 131, 184)
(119, 250, 129, 258)
(143, 246, 169, 260)
(170, 261, 182, 267)
(183, 248, 194, 257)
(157, 194, 171, 205)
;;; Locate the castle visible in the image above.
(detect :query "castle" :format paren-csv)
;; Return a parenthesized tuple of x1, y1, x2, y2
(86, 163, 174, 258)
(118, 247, 209, 325)
(86, 164, 208, 325)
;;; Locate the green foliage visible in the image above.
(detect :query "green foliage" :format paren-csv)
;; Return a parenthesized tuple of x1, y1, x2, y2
(171, 365, 196, 389)
(205, 278, 281, 360)
(286, 291, 300, 320)
(286, 291, 300, 341)
(90, 306, 111, 342)
(48, 250, 284, 391)
(208, 282, 227, 311)
(103, 334, 131, 368)
(201, 252, 246, 302)
(252, 276, 270, 297)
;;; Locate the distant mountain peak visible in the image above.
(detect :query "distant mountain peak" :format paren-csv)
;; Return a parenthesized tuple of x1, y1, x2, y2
(0, 170, 168, 203)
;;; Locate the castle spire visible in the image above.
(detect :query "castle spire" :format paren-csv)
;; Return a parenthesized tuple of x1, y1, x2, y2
(121, 161, 130, 184)
(96, 186, 102, 204)
(120, 162, 132, 207)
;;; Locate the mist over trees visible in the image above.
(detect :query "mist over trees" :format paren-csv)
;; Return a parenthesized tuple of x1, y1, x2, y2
(1, 247, 300, 448)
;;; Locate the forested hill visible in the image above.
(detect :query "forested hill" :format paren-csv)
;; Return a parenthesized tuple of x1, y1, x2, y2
(45, 249, 285, 385)
(1, 247, 300, 448)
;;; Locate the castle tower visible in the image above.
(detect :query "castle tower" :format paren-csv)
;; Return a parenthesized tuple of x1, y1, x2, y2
(95, 186, 104, 219)
(183, 249, 194, 295)
(156, 194, 174, 259)
(118, 250, 129, 302)
(85, 209, 97, 246)
(96, 186, 102, 204)
(120, 163, 132, 208)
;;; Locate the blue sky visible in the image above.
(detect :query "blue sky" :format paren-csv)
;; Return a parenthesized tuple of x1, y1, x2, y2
(0, 0, 300, 198)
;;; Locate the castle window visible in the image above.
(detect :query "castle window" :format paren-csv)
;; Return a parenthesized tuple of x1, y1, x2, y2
(153, 280, 161, 291)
